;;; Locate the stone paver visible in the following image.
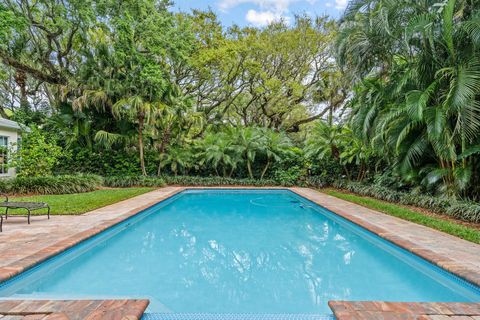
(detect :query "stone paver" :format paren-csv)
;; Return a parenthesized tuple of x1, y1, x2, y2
(329, 301, 480, 320)
(0, 299, 149, 320)
(291, 187, 480, 287)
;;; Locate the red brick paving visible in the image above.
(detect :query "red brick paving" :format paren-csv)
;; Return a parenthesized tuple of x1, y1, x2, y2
(329, 301, 480, 320)
(0, 299, 149, 320)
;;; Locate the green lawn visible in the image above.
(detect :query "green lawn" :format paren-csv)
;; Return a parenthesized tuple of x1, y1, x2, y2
(10, 188, 155, 215)
(322, 188, 480, 244)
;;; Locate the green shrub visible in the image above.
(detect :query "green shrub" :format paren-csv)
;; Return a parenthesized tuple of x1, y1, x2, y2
(446, 203, 480, 223)
(273, 166, 306, 187)
(305, 175, 332, 188)
(331, 180, 479, 223)
(12, 127, 63, 177)
(162, 175, 279, 186)
(0, 174, 103, 195)
(55, 148, 159, 176)
(104, 176, 166, 188)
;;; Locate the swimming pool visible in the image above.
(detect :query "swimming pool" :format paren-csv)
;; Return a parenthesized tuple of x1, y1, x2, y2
(0, 189, 479, 314)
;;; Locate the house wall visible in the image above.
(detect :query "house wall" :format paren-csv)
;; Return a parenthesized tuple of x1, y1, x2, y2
(0, 128, 19, 177)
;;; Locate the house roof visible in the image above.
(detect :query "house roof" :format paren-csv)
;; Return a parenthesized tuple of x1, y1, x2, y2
(0, 118, 23, 131)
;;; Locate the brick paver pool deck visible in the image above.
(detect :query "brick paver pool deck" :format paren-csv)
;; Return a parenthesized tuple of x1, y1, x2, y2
(0, 186, 479, 318)
(0, 299, 149, 319)
(329, 301, 480, 319)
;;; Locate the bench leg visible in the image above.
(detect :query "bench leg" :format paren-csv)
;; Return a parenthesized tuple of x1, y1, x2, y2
(47, 206, 50, 219)
(4, 207, 7, 220)
(27, 209, 30, 224)
(0, 215, 2, 232)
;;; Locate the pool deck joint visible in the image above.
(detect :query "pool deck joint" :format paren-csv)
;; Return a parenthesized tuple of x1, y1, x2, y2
(0, 186, 479, 318)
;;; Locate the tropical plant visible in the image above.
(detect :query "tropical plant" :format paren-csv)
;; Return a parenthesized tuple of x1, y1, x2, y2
(259, 129, 294, 179)
(196, 131, 239, 177)
(112, 96, 164, 176)
(159, 146, 193, 176)
(0, 174, 103, 195)
(12, 128, 63, 177)
(231, 127, 264, 179)
(337, 0, 480, 197)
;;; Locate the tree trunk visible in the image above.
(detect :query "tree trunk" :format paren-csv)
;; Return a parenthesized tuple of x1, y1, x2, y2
(343, 165, 351, 180)
(138, 116, 147, 176)
(247, 160, 253, 179)
(157, 157, 163, 176)
(15, 71, 28, 109)
(260, 159, 271, 180)
(157, 128, 171, 176)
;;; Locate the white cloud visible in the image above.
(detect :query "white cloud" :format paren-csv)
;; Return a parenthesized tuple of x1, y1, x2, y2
(219, 0, 306, 26)
(334, 0, 348, 9)
(245, 9, 281, 26)
(219, 0, 298, 12)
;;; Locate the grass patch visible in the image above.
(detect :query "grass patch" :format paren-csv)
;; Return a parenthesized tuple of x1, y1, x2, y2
(10, 188, 155, 215)
(322, 188, 480, 244)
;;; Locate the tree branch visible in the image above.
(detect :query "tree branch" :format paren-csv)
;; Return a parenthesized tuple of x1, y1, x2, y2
(0, 50, 66, 85)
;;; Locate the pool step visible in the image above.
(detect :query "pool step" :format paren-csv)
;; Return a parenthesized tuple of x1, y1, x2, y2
(142, 314, 335, 320)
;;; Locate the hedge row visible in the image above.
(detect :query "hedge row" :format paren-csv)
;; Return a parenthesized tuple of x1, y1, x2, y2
(0, 174, 103, 195)
(0, 175, 280, 195)
(162, 175, 279, 187)
(331, 180, 480, 223)
(104, 176, 166, 188)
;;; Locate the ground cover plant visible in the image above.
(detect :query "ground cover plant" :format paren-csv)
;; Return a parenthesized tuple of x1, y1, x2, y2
(322, 188, 480, 244)
(0, 175, 103, 195)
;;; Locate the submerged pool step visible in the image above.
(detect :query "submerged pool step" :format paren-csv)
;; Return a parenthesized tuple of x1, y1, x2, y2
(142, 314, 335, 320)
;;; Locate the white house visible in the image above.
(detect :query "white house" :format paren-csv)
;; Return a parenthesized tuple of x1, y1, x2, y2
(0, 118, 24, 177)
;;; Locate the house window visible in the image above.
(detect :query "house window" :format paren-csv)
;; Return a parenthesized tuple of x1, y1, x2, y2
(0, 136, 9, 174)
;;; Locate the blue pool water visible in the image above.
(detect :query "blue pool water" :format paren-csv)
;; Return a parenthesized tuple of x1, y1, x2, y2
(0, 190, 479, 314)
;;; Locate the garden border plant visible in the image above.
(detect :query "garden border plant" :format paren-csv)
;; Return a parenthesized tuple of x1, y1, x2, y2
(0, 174, 104, 195)
(324, 180, 480, 224)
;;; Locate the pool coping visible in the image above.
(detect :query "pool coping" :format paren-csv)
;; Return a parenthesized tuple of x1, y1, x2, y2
(0, 299, 149, 319)
(328, 301, 480, 319)
(0, 186, 479, 318)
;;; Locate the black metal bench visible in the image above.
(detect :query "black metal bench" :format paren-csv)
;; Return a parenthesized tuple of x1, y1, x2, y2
(0, 193, 50, 229)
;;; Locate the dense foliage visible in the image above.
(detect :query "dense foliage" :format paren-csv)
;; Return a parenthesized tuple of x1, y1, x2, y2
(104, 176, 166, 188)
(0, 0, 479, 207)
(12, 128, 62, 177)
(337, 0, 480, 199)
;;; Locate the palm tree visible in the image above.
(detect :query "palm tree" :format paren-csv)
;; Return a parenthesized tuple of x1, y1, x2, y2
(338, 0, 480, 196)
(305, 121, 354, 179)
(159, 146, 193, 176)
(196, 131, 239, 177)
(112, 96, 163, 176)
(231, 127, 264, 179)
(259, 129, 293, 179)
